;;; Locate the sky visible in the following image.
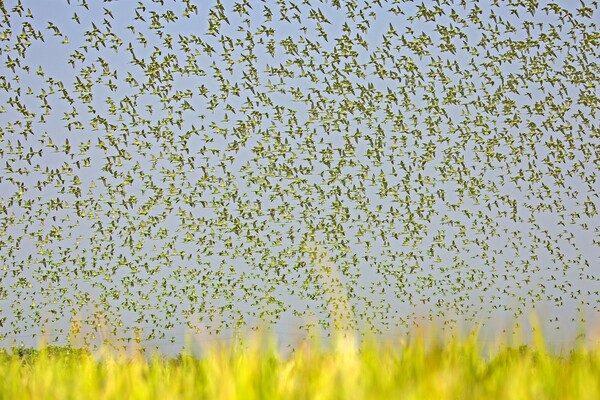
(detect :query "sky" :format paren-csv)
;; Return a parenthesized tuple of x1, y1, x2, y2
(0, 0, 598, 354)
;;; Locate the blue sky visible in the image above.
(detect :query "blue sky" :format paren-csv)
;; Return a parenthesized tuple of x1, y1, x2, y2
(0, 0, 598, 353)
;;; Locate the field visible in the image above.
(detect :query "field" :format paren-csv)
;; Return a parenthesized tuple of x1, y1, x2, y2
(1, 327, 599, 400)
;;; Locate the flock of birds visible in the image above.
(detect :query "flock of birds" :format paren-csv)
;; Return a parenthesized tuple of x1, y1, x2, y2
(0, 0, 598, 347)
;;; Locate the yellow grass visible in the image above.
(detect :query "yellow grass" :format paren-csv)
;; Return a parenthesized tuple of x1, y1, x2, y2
(1, 325, 599, 400)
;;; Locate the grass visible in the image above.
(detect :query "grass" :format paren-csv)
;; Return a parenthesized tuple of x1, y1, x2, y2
(0, 325, 599, 400)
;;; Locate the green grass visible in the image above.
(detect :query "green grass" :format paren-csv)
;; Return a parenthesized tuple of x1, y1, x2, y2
(1, 327, 599, 400)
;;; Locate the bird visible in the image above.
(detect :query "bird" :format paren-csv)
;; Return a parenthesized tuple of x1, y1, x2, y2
(0, 0, 597, 347)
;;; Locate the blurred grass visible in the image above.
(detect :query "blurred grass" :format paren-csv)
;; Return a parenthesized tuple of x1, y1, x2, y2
(0, 326, 599, 400)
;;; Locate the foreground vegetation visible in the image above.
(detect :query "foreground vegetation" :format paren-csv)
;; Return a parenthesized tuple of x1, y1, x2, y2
(1, 327, 599, 400)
